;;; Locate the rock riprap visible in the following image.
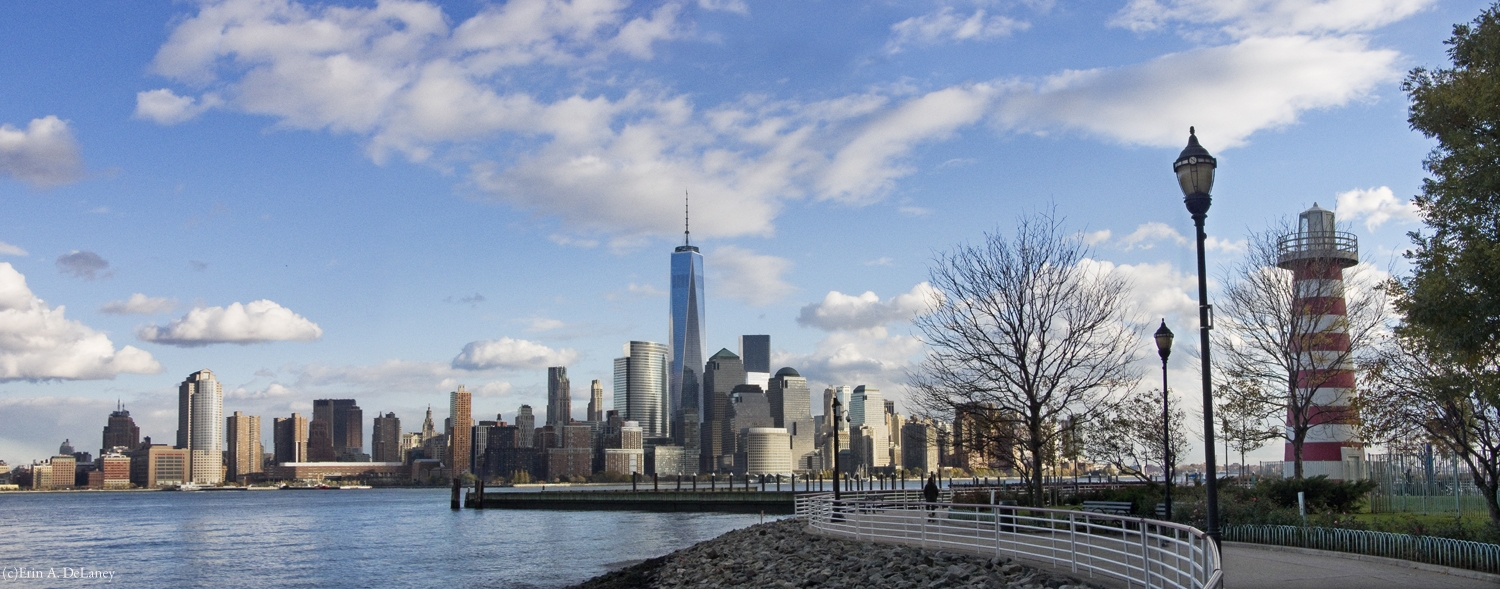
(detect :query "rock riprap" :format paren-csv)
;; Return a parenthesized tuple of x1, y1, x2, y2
(569, 518, 1103, 589)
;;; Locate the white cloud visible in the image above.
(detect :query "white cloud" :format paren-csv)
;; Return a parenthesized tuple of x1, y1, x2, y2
(134, 88, 222, 124)
(526, 317, 566, 332)
(100, 293, 177, 315)
(697, 0, 748, 14)
(1118, 222, 1188, 250)
(0, 241, 26, 257)
(1083, 259, 1200, 329)
(778, 327, 926, 395)
(711, 245, 796, 306)
(549, 234, 600, 248)
(452, 337, 578, 370)
(1336, 186, 1419, 230)
(865, 257, 895, 267)
(1112, 0, 1433, 38)
(55, 250, 110, 280)
(886, 7, 1029, 54)
(1083, 229, 1112, 245)
(1205, 236, 1248, 253)
(0, 116, 83, 187)
(226, 382, 296, 401)
(0, 263, 162, 381)
(798, 283, 937, 332)
(137, 300, 324, 346)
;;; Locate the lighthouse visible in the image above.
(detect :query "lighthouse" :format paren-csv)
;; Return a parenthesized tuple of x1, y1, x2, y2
(1276, 204, 1364, 480)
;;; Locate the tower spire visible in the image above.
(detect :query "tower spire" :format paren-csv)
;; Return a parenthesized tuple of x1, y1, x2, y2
(684, 190, 691, 246)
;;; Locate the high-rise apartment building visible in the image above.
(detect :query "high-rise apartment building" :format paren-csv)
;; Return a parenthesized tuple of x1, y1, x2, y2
(547, 367, 571, 430)
(177, 369, 224, 484)
(312, 399, 363, 460)
(587, 380, 604, 423)
(226, 411, 262, 482)
(372, 412, 401, 463)
(307, 419, 335, 462)
(669, 217, 705, 444)
(849, 385, 888, 469)
(515, 405, 535, 448)
(614, 341, 669, 438)
(273, 413, 308, 464)
(449, 386, 473, 474)
(739, 335, 770, 390)
(102, 402, 140, 453)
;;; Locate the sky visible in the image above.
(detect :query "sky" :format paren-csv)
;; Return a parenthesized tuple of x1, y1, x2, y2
(0, 0, 1482, 466)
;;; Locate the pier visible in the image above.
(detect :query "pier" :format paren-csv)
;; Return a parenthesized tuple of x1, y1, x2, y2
(465, 490, 796, 514)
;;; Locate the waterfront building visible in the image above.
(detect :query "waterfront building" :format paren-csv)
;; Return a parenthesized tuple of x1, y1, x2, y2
(544, 424, 593, 480)
(129, 443, 188, 488)
(669, 215, 706, 450)
(450, 386, 473, 474)
(902, 419, 941, 475)
(30, 462, 50, 490)
(603, 421, 645, 475)
(725, 385, 773, 473)
(1277, 204, 1364, 480)
(421, 405, 436, 439)
(177, 369, 225, 485)
(849, 386, 888, 469)
(767, 367, 816, 472)
(399, 432, 423, 463)
(745, 427, 791, 475)
(312, 399, 363, 461)
(267, 462, 407, 483)
(547, 367, 572, 431)
(614, 341, 669, 438)
(101, 402, 140, 454)
(740, 335, 770, 390)
(515, 405, 535, 448)
(885, 401, 903, 470)
(94, 453, 131, 489)
(701, 348, 745, 472)
(650, 445, 685, 476)
(308, 419, 336, 462)
(274, 413, 309, 464)
(226, 411, 263, 483)
(423, 433, 449, 465)
(372, 412, 401, 463)
(587, 380, 604, 423)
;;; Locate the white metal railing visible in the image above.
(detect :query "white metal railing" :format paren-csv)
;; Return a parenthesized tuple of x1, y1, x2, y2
(1225, 525, 1500, 574)
(795, 492, 1221, 589)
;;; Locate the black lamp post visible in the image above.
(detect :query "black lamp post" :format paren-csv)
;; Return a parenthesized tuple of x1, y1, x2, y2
(832, 396, 844, 501)
(1174, 127, 1220, 545)
(1154, 319, 1174, 521)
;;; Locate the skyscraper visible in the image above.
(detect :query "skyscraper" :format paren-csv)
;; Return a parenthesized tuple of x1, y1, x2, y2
(307, 420, 335, 462)
(669, 202, 705, 443)
(515, 405, 535, 448)
(226, 411, 262, 482)
(421, 406, 436, 439)
(849, 385, 888, 468)
(372, 412, 401, 463)
(177, 369, 224, 484)
(273, 413, 308, 464)
(740, 335, 770, 390)
(768, 367, 816, 472)
(547, 367, 571, 430)
(614, 341, 669, 438)
(312, 399, 363, 460)
(701, 348, 745, 472)
(101, 402, 140, 453)
(449, 386, 473, 474)
(587, 380, 604, 423)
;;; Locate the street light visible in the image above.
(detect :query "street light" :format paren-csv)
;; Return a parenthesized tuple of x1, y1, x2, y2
(1174, 126, 1220, 545)
(832, 396, 844, 501)
(1154, 319, 1174, 521)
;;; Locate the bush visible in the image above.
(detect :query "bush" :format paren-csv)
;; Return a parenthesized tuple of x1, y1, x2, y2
(1255, 476, 1377, 513)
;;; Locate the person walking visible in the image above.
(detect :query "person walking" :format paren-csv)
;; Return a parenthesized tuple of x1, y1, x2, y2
(924, 473, 939, 519)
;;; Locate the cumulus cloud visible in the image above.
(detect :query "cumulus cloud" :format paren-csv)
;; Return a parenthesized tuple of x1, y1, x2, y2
(134, 88, 222, 124)
(0, 263, 162, 381)
(452, 337, 578, 370)
(100, 293, 177, 315)
(778, 327, 926, 395)
(0, 241, 26, 257)
(886, 7, 1029, 53)
(1336, 186, 1419, 230)
(0, 116, 84, 187)
(798, 283, 937, 332)
(56, 250, 110, 280)
(1118, 222, 1188, 250)
(711, 246, 796, 306)
(137, 300, 323, 346)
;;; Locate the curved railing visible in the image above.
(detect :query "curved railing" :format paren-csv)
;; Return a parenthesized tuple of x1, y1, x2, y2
(1276, 231, 1358, 264)
(796, 491, 1221, 589)
(1226, 525, 1500, 574)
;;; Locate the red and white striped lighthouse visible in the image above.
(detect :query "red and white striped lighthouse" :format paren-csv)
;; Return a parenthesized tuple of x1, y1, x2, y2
(1276, 204, 1362, 480)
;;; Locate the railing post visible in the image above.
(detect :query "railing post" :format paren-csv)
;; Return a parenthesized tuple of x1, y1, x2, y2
(1069, 512, 1078, 574)
(1141, 518, 1151, 589)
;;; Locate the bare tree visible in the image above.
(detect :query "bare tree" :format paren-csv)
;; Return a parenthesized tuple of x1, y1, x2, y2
(909, 212, 1142, 501)
(1215, 377, 1281, 478)
(1084, 387, 1191, 482)
(1213, 219, 1387, 479)
(1362, 332, 1500, 526)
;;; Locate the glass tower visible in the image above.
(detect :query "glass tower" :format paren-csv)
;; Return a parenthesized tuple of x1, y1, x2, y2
(615, 341, 670, 438)
(670, 242, 705, 438)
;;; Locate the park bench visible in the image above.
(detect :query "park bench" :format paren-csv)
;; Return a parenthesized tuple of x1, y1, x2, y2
(1081, 501, 1134, 516)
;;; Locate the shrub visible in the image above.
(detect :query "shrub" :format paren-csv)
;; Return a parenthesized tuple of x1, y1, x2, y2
(1255, 476, 1377, 513)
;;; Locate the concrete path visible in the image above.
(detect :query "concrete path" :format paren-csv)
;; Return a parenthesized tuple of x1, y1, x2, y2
(1221, 542, 1500, 588)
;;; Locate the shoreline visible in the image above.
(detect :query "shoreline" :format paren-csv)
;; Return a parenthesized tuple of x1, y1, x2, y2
(568, 518, 1104, 589)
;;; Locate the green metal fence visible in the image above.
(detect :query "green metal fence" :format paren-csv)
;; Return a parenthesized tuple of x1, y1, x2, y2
(1224, 524, 1500, 574)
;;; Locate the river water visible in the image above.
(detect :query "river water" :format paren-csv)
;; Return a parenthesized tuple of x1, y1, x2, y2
(0, 488, 773, 588)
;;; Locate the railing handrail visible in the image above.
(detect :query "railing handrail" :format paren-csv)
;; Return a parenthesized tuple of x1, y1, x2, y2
(795, 491, 1222, 589)
(1224, 524, 1500, 574)
(1276, 231, 1358, 256)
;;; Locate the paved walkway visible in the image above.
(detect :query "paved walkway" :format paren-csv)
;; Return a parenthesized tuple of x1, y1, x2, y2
(1221, 542, 1500, 589)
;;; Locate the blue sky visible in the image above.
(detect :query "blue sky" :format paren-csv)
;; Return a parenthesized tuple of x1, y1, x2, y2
(0, 0, 1480, 465)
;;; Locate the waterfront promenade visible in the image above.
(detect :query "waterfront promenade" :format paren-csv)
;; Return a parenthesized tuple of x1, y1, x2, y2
(1220, 543, 1500, 589)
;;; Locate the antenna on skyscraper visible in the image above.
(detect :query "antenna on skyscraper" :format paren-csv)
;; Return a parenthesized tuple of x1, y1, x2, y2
(684, 190, 691, 246)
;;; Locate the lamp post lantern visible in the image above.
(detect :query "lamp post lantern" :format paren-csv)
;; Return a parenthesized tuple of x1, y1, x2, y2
(1154, 319, 1174, 521)
(1174, 127, 1220, 544)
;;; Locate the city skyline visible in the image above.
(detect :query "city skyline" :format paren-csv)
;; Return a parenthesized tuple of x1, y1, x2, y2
(0, 0, 1478, 465)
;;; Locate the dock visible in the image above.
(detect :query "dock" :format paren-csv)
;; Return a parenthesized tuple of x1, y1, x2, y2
(466, 490, 797, 514)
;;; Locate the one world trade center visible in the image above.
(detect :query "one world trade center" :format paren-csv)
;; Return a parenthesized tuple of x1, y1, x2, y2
(669, 197, 705, 469)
